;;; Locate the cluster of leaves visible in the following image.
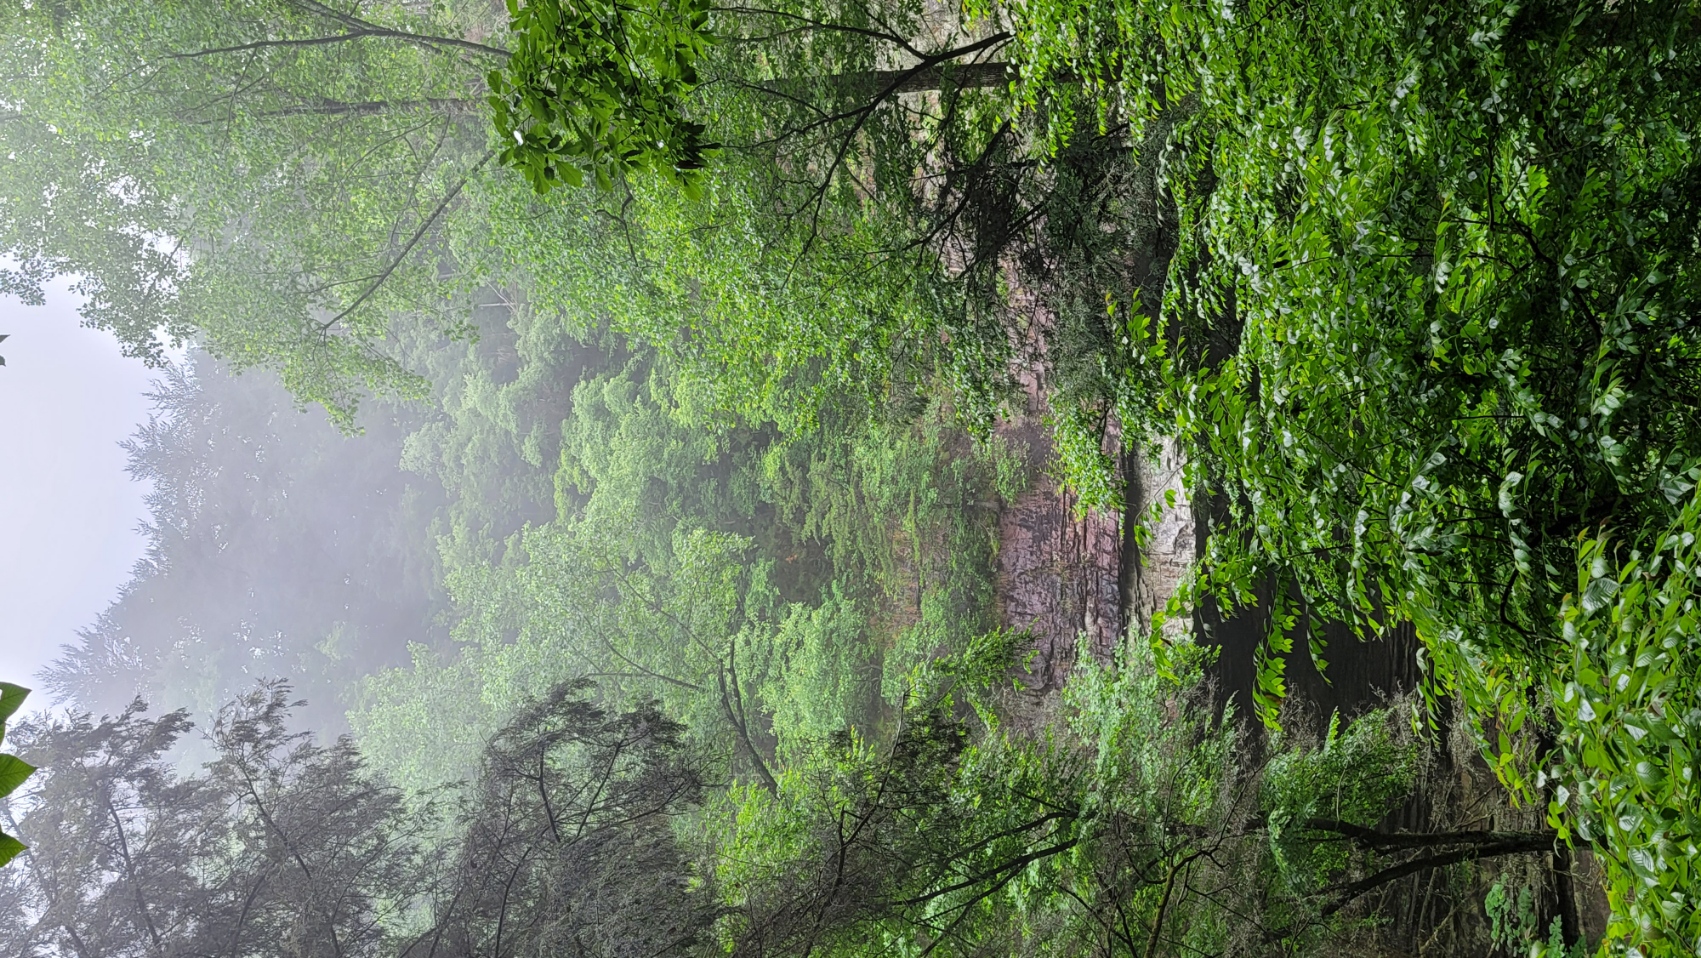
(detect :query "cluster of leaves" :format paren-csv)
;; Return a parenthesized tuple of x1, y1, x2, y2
(1487, 881, 1590, 958)
(442, 147, 989, 437)
(0, 0, 503, 423)
(482, 0, 1045, 429)
(0, 685, 33, 867)
(490, 0, 716, 193)
(1543, 493, 1701, 946)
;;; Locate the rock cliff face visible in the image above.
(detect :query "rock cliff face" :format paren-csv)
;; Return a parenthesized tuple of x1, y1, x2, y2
(991, 428, 1195, 691)
(1123, 438, 1194, 639)
(989, 387, 1418, 723)
(993, 419, 1122, 692)
(988, 267, 1196, 694)
(989, 336, 1194, 693)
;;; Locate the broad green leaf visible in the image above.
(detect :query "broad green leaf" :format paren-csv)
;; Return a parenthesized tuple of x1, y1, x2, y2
(0, 833, 23, 867)
(0, 683, 28, 723)
(0, 754, 35, 798)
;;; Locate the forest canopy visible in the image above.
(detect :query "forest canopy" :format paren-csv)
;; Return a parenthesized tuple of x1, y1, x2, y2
(5, 0, 1701, 953)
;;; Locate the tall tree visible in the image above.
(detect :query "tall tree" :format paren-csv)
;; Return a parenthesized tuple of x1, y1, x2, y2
(0, 0, 502, 422)
(408, 680, 720, 958)
(0, 686, 434, 958)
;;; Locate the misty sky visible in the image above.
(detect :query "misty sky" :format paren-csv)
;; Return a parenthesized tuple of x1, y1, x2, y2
(1, 279, 156, 705)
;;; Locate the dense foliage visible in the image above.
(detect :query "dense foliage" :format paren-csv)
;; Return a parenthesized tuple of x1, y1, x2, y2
(959, 0, 1701, 944)
(491, 0, 715, 192)
(0, 0, 506, 421)
(3, 654, 1564, 956)
(8, 0, 1701, 951)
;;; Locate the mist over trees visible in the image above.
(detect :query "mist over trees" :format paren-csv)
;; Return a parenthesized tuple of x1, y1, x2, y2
(5, 0, 1701, 953)
(44, 357, 450, 729)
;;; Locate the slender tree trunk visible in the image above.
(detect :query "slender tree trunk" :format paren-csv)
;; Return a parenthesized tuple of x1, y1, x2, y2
(188, 98, 484, 123)
(761, 35, 1017, 100)
(855, 61, 1012, 95)
(1553, 846, 1582, 947)
(1118, 448, 1144, 636)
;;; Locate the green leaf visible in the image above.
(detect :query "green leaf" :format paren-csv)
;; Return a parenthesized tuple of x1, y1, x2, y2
(1581, 575, 1619, 615)
(0, 754, 35, 798)
(0, 683, 28, 723)
(0, 833, 23, 867)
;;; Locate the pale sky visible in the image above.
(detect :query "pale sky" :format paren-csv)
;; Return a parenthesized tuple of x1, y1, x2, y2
(0, 279, 157, 709)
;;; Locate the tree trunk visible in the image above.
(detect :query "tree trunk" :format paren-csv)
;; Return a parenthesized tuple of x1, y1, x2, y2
(1553, 845, 1582, 947)
(857, 61, 1012, 95)
(1118, 448, 1144, 636)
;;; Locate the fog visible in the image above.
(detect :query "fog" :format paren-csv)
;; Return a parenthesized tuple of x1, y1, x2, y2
(0, 282, 154, 702)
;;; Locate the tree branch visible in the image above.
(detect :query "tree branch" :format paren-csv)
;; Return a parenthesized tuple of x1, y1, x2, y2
(104, 797, 165, 956)
(165, 31, 397, 59)
(894, 836, 1080, 908)
(1318, 834, 1555, 919)
(282, 0, 510, 58)
(717, 655, 778, 792)
(1298, 818, 1558, 851)
(318, 150, 495, 333)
